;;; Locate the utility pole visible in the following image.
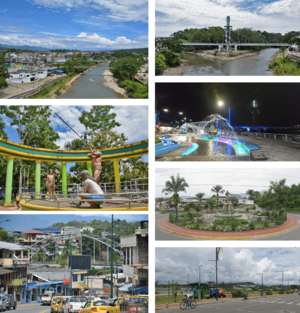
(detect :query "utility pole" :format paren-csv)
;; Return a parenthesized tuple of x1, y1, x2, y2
(110, 214, 113, 298)
(199, 263, 202, 287)
(70, 238, 73, 296)
(94, 239, 95, 263)
(216, 248, 218, 302)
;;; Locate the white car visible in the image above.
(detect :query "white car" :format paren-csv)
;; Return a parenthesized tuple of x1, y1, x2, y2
(41, 291, 55, 305)
(298, 291, 300, 295)
(63, 296, 87, 313)
(0, 295, 7, 311)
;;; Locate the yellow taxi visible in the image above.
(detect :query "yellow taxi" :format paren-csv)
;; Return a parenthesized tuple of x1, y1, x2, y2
(81, 296, 148, 313)
(51, 296, 65, 313)
(57, 296, 71, 313)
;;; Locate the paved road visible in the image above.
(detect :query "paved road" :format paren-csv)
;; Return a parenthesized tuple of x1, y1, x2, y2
(13, 303, 50, 313)
(157, 294, 300, 312)
(155, 212, 300, 241)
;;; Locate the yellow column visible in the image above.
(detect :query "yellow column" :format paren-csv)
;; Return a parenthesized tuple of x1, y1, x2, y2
(113, 159, 120, 195)
(35, 160, 41, 199)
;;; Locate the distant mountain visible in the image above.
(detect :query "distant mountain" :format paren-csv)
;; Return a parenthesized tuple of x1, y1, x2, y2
(231, 194, 244, 199)
(1, 214, 146, 232)
(105, 48, 148, 53)
(0, 44, 51, 51)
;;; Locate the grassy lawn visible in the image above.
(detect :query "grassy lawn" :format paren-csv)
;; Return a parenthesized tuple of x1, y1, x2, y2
(269, 57, 300, 75)
(118, 79, 148, 99)
(29, 74, 77, 99)
(155, 137, 161, 144)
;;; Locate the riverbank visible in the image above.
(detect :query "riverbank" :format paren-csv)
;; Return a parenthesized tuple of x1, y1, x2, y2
(103, 69, 128, 98)
(185, 50, 258, 61)
(268, 49, 300, 76)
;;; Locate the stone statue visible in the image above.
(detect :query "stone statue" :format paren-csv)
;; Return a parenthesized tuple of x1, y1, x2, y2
(46, 169, 60, 200)
(87, 145, 102, 188)
(225, 190, 231, 202)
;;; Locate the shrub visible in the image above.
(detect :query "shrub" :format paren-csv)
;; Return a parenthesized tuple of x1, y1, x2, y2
(266, 290, 272, 295)
(54, 89, 61, 96)
(232, 290, 245, 298)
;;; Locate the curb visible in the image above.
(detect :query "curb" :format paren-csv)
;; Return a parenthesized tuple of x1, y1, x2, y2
(158, 216, 299, 240)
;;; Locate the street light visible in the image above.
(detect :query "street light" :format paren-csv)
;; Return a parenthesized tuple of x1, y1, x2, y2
(256, 273, 263, 297)
(217, 101, 223, 106)
(163, 109, 169, 112)
(199, 263, 202, 287)
(179, 112, 183, 115)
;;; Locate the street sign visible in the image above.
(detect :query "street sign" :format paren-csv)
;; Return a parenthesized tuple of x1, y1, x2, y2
(63, 278, 71, 285)
(27, 282, 36, 290)
(12, 279, 21, 286)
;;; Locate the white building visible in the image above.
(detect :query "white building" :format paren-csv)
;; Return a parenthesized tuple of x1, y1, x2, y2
(9, 68, 48, 83)
(238, 199, 255, 205)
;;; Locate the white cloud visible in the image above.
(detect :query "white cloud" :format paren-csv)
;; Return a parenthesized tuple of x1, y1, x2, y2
(156, 248, 300, 285)
(27, 0, 148, 22)
(155, 0, 300, 36)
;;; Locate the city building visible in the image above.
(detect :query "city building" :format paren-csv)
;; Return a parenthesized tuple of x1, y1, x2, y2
(120, 221, 148, 294)
(9, 68, 48, 83)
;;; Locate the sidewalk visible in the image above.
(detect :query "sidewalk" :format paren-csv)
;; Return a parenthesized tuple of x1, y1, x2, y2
(156, 293, 292, 310)
(158, 215, 299, 240)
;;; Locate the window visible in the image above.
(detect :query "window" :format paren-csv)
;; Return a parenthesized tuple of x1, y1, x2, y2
(23, 251, 28, 258)
(15, 251, 21, 257)
(73, 274, 78, 282)
(81, 274, 84, 281)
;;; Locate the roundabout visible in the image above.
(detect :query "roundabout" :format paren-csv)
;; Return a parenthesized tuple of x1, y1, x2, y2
(157, 214, 299, 240)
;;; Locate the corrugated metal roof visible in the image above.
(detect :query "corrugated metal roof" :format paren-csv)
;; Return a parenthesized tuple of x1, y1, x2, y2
(0, 268, 16, 275)
(22, 230, 47, 234)
(0, 241, 28, 251)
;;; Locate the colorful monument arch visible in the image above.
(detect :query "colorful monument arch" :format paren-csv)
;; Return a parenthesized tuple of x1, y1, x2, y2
(0, 138, 148, 207)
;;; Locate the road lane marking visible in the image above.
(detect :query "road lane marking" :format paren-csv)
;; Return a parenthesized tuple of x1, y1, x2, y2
(286, 302, 294, 304)
(277, 301, 285, 303)
(40, 309, 50, 313)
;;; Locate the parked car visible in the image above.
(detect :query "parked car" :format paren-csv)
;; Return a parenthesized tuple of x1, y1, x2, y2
(51, 296, 65, 313)
(41, 291, 55, 305)
(63, 296, 87, 313)
(6, 294, 17, 310)
(0, 295, 7, 311)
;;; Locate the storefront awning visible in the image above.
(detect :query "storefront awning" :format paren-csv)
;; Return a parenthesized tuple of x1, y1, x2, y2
(0, 268, 15, 275)
(119, 283, 132, 292)
(128, 285, 148, 294)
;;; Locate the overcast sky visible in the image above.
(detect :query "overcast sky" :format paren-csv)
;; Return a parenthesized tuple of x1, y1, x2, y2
(0, 0, 147, 50)
(156, 0, 300, 37)
(155, 168, 300, 198)
(156, 247, 300, 286)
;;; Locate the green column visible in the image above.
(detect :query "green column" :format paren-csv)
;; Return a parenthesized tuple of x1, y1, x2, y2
(61, 162, 67, 198)
(35, 161, 41, 199)
(87, 162, 93, 176)
(4, 156, 14, 207)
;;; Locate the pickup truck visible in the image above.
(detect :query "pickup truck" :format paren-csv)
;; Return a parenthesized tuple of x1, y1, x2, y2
(63, 296, 87, 313)
(42, 291, 55, 305)
(98, 295, 148, 313)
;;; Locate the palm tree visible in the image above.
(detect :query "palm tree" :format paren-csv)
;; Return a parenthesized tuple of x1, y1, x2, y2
(246, 189, 255, 199)
(206, 197, 216, 212)
(157, 197, 165, 210)
(162, 174, 189, 219)
(194, 192, 205, 210)
(64, 138, 85, 150)
(126, 156, 143, 179)
(211, 185, 225, 208)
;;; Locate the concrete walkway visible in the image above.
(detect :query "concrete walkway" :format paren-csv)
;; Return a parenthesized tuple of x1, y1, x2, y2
(157, 215, 299, 240)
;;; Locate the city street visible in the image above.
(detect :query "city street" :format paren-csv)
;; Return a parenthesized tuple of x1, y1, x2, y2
(13, 303, 50, 313)
(155, 212, 300, 240)
(157, 294, 300, 313)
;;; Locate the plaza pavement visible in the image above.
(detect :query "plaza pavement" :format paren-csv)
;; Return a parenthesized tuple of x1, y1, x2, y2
(156, 294, 300, 312)
(156, 213, 299, 240)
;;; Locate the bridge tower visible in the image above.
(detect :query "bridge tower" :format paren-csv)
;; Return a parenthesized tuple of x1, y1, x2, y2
(224, 16, 232, 53)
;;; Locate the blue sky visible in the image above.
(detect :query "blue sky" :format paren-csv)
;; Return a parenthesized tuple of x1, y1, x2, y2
(156, 247, 300, 285)
(1, 105, 148, 172)
(0, 0, 148, 50)
(156, 0, 300, 36)
(1, 214, 148, 231)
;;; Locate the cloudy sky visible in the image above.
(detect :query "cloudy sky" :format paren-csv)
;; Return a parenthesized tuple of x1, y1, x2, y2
(156, 247, 300, 286)
(156, 0, 300, 37)
(1, 213, 148, 231)
(1, 105, 148, 171)
(0, 0, 148, 50)
(155, 168, 300, 198)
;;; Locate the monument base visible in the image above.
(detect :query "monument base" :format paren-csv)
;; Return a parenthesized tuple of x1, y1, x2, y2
(222, 202, 234, 214)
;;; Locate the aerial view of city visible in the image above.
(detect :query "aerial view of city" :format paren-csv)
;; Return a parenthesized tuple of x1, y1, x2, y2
(155, 0, 300, 76)
(0, 0, 148, 99)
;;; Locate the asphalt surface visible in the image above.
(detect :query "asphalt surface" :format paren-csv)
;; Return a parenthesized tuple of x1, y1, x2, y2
(157, 294, 300, 312)
(12, 303, 50, 313)
(155, 212, 300, 241)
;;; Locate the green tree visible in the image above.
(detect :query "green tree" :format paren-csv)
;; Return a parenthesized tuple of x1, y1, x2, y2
(61, 60, 74, 74)
(171, 283, 181, 302)
(111, 57, 141, 81)
(211, 185, 225, 207)
(229, 196, 238, 206)
(0, 106, 59, 193)
(0, 66, 9, 79)
(0, 77, 8, 88)
(162, 174, 189, 219)
(0, 230, 9, 241)
(246, 189, 255, 199)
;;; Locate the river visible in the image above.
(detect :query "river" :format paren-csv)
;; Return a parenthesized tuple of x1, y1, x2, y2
(164, 48, 278, 76)
(59, 64, 125, 99)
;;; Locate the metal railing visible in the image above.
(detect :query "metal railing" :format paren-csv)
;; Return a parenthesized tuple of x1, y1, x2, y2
(236, 132, 300, 143)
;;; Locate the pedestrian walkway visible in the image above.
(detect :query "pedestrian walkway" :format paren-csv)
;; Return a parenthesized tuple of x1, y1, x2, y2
(158, 215, 299, 240)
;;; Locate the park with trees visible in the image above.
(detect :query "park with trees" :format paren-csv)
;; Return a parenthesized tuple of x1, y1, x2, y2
(0, 105, 148, 205)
